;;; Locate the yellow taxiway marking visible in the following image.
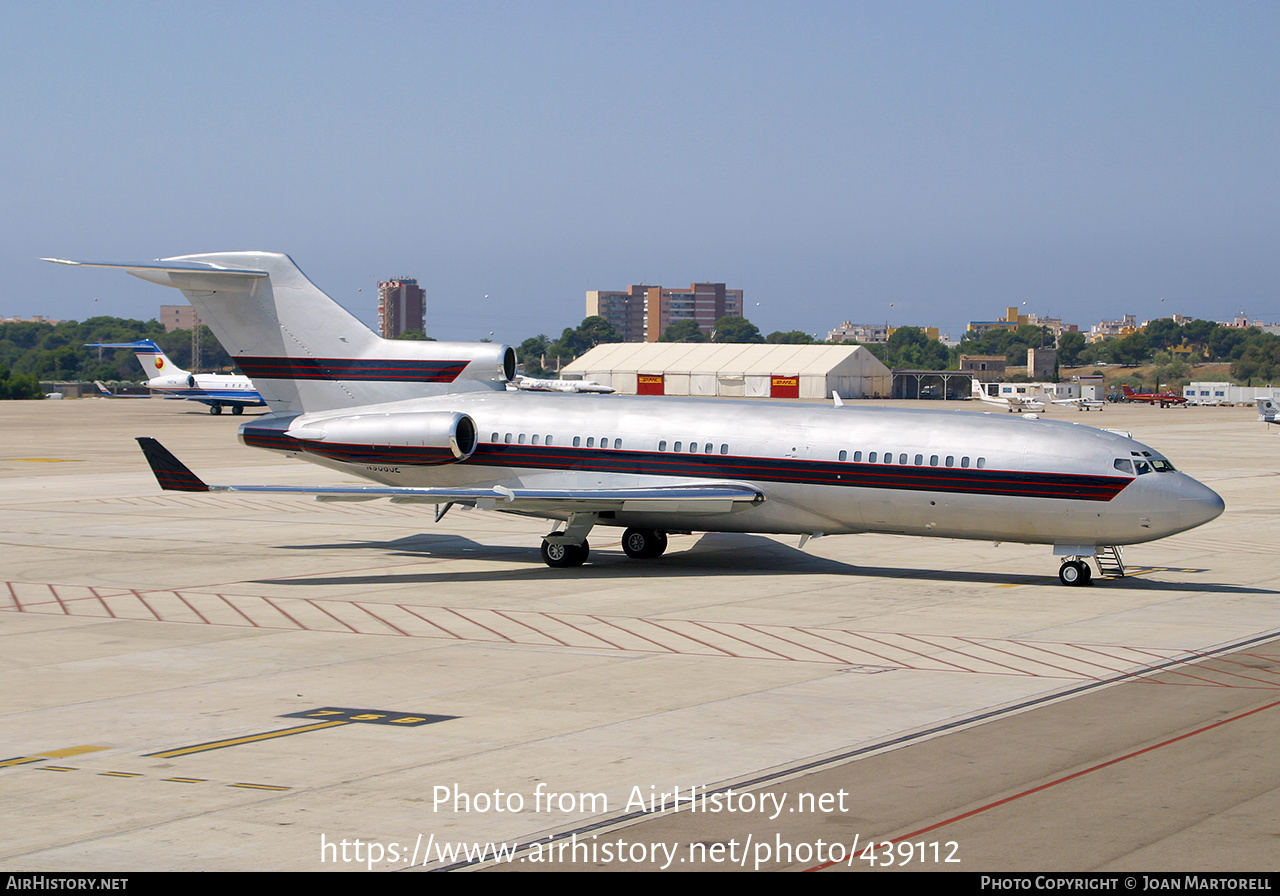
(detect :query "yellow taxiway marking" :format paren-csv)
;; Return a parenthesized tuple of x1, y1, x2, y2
(40, 745, 108, 758)
(2, 745, 109, 765)
(231, 782, 291, 791)
(144, 720, 349, 758)
(162, 777, 207, 784)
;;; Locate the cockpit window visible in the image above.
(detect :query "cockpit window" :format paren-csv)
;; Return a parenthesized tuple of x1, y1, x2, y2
(1150, 459, 1176, 472)
(1134, 459, 1152, 475)
(1113, 458, 1134, 475)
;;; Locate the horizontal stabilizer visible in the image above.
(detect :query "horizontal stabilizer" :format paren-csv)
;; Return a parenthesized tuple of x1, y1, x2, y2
(42, 258, 267, 278)
(135, 438, 210, 491)
(132, 439, 763, 514)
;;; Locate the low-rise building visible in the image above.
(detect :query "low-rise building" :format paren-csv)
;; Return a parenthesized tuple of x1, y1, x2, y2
(562, 343, 891, 399)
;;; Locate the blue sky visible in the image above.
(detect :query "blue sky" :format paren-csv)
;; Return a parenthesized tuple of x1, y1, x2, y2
(4, 1, 1277, 345)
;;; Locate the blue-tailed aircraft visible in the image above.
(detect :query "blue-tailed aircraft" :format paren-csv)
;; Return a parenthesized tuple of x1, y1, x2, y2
(87, 339, 264, 415)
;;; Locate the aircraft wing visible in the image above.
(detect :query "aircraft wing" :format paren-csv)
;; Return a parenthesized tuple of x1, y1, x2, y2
(135, 438, 764, 515)
(94, 381, 151, 398)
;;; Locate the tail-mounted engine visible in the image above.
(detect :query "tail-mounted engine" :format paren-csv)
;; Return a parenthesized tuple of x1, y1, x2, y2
(277, 411, 479, 466)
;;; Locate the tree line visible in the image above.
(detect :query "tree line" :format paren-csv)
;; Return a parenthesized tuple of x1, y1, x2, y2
(5, 313, 1279, 399)
(1, 318, 233, 386)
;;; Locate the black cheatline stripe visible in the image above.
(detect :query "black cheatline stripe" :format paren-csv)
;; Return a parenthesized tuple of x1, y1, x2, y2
(470, 446, 1125, 501)
(234, 357, 468, 383)
(301, 442, 457, 465)
(241, 432, 296, 450)
(240, 434, 1128, 502)
(243, 431, 457, 465)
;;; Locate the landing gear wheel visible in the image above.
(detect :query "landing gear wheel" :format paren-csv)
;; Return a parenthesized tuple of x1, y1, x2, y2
(541, 539, 589, 568)
(210, 405, 223, 415)
(1058, 560, 1091, 586)
(621, 528, 668, 559)
(231, 405, 244, 415)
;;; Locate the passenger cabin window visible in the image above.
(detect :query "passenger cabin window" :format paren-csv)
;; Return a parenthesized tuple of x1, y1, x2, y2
(573, 436, 581, 447)
(674, 441, 682, 452)
(899, 453, 908, 465)
(586, 437, 594, 448)
(976, 458, 986, 469)
(659, 440, 668, 451)
(839, 450, 847, 461)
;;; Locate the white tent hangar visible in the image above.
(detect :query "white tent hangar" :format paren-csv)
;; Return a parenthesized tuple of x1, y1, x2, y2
(560, 343, 892, 399)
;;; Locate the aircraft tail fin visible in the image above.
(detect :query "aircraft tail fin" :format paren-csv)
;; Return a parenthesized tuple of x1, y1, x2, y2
(135, 437, 210, 491)
(49, 254, 516, 415)
(87, 339, 186, 381)
(1121, 385, 1135, 397)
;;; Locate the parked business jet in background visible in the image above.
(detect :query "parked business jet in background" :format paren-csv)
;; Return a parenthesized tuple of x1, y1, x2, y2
(509, 374, 615, 393)
(971, 380, 1045, 413)
(86, 339, 265, 415)
(1121, 385, 1188, 408)
(47, 253, 1223, 586)
(1258, 397, 1280, 428)
(1050, 396, 1106, 412)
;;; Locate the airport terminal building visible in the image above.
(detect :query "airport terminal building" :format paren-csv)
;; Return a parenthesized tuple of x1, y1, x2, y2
(560, 343, 892, 399)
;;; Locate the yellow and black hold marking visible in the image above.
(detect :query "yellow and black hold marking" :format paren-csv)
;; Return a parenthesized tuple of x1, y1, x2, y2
(145, 706, 455, 758)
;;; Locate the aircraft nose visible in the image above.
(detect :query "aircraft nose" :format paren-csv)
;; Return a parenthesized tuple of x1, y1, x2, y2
(1179, 476, 1225, 529)
(1152, 474, 1223, 536)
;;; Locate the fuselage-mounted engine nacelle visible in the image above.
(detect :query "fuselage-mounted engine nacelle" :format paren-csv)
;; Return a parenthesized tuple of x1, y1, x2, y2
(280, 410, 479, 466)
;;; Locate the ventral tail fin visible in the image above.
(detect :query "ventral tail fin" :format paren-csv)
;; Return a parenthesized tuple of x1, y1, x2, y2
(135, 437, 210, 491)
(48, 254, 516, 415)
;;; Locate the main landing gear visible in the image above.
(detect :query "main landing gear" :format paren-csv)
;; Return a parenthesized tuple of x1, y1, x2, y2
(209, 404, 222, 415)
(537, 522, 669, 568)
(621, 528, 668, 560)
(541, 539, 590, 568)
(540, 511, 597, 568)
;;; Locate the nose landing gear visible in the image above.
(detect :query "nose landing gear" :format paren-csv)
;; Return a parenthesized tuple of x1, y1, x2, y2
(1058, 559, 1093, 586)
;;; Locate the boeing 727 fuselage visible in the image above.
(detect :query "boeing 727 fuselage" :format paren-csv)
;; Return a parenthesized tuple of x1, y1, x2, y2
(47, 253, 1224, 586)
